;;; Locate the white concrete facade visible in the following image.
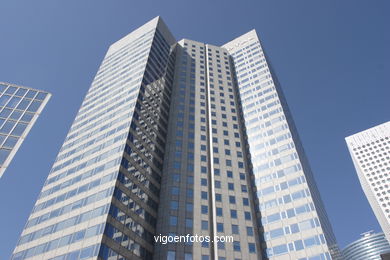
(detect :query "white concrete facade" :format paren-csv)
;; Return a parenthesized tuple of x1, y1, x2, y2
(346, 121, 390, 243)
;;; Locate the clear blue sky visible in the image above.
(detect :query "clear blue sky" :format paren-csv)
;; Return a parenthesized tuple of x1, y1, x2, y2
(0, 0, 389, 258)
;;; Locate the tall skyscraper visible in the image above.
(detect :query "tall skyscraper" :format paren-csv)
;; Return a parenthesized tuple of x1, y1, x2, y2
(12, 17, 340, 260)
(346, 121, 390, 243)
(0, 82, 51, 178)
(342, 231, 390, 260)
(223, 31, 340, 260)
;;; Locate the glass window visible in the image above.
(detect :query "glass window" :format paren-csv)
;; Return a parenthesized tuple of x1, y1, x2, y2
(273, 244, 288, 255)
(187, 189, 193, 198)
(202, 220, 208, 230)
(172, 174, 180, 182)
(169, 216, 177, 226)
(294, 240, 304, 251)
(267, 213, 281, 223)
(226, 160, 232, 166)
(186, 218, 193, 228)
(6, 97, 21, 109)
(270, 228, 284, 239)
(3, 136, 18, 148)
(80, 246, 95, 259)
(72, 229, 86, 242)
(283, 195, 292, 203)
(290, 224, 299, 233)
(217, 223, 224, 232)
(16, 99, 31, 110)
(35, 92, 48, 100)
(186, 203, 193, 212)
(171, 187, 179, 195)
(15, 88, 27, 97)
(249, 243, 256, 253)
(5, 87, 17, 95)
(58, 234, 72, 247)
(9, 110, 23, 120)
(0, 84, 7, 93)
(232, 225, 239, 234)
(247, 227, 254, 236)
(286, 209, 295, 218)
(233, 241, 241, 251)
(304, 236, 317, 248)
(0, 134, 6, 145)
(11, 123, 28, 137)
(0, 148, 10, 164)
(25, 90, 37, 98)
(167, 251, 176, 260)
(0, 95, 11, 106)
(0, 120, 16, 135)
(227, 171, 233, 178)
(170, 201, 178, 210)
(0, 108, 12, 118)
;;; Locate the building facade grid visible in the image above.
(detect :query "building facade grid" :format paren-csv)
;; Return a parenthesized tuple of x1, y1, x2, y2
(346, 121, 390, 244)
(0, 82, 51, 178)
(12, 17, 340, 260)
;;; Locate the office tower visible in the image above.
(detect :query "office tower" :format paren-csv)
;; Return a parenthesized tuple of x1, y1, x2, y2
(12, 17, 340, 260)
(0, 82, 51, 178)
(342, 231, 390, 260)
(346, 121, 390, 243)
(223, 31, 340, 260)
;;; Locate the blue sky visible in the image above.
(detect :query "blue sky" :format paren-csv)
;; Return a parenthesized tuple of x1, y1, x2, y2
(0, 0, 389, 258)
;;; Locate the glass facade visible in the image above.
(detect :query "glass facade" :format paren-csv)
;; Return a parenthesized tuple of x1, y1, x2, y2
(0, 82, 51, 178)
(12, 17, 340, 260)
(342, 231, 390, 260)
(153, 40, 261, 260)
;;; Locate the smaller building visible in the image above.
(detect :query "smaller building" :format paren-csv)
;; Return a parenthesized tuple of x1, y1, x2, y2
(346, 121, 390, 242)
(0, 82, 51, 178)
(342, 231, 390, 260)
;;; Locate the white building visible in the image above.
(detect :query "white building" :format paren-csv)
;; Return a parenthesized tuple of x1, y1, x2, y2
(346, 121, 390, 243)
(224, 30, 340, 260)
